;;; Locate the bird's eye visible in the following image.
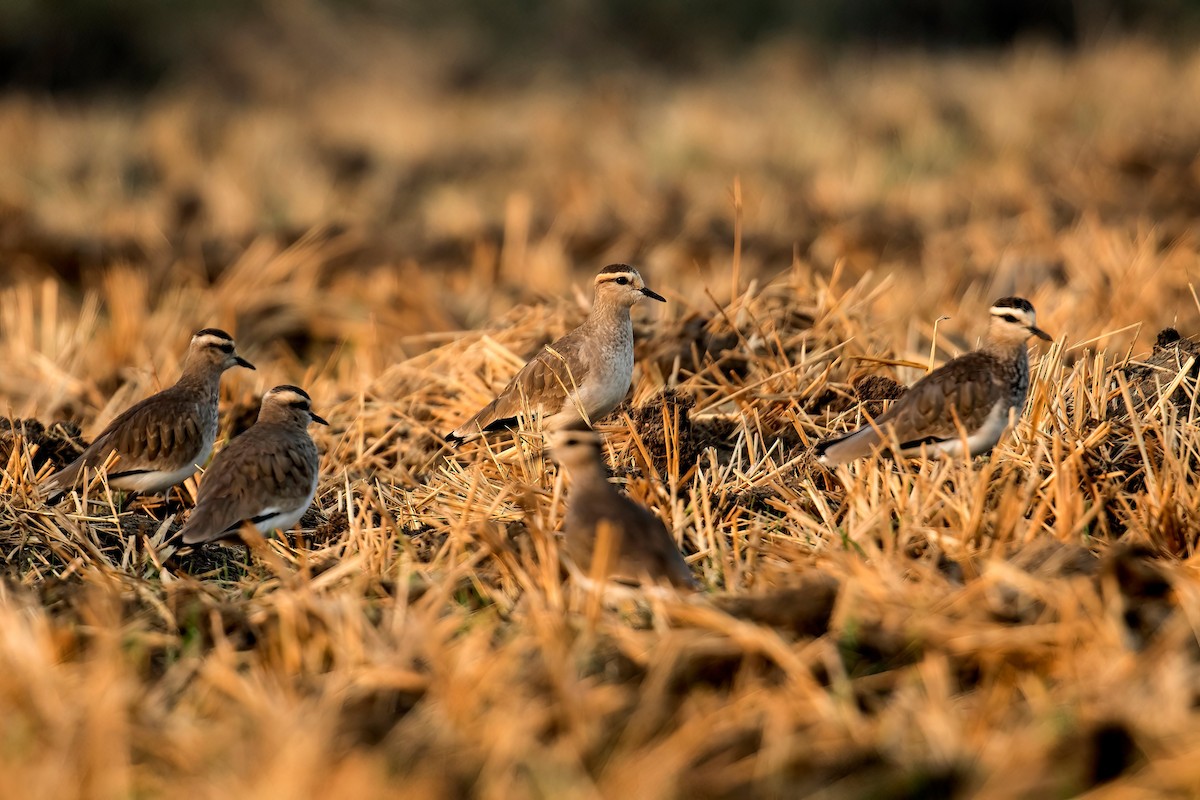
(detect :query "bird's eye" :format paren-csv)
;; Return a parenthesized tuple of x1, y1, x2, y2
(1001, 314, 1020, 324)
(614, 277, 629, 285)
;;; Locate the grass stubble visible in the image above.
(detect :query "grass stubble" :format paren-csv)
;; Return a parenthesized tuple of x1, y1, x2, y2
(0, 33, 1199, 799)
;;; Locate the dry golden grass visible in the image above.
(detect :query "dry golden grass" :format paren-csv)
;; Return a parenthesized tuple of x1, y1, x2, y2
(2, 35, 1200, 798)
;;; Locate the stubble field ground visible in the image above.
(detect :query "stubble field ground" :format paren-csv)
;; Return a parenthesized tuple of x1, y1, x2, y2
(1, 30, 1200, 798)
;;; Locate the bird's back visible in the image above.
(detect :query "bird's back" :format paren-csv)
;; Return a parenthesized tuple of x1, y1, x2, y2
(450, 323, 596, 441)
(816, 350, 1013, 464)
(43, 384, 213, 495)
(565, 484, 697, 590)
(179, 423, 318, 544)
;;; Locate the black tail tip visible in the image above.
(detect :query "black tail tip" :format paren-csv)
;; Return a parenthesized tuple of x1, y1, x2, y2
(443, 432, 464, 448)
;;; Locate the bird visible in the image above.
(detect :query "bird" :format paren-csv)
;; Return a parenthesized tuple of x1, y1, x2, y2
(177, 385, 327, 546)
(551, 427, 699, 593)
(42, 328, 255, 502)
(815, 296, 1053, 464)
(446, 264, 665, 445)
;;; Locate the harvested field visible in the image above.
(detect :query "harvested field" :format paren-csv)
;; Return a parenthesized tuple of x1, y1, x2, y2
(2, 31, 1200, 798)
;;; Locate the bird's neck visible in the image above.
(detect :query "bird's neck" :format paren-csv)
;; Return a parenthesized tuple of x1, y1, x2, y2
(981, 336, 1029, 363)
(175, 361, 222, 397)
(257, 412, 309, 431)
(586, 296, 632, 330)
(568, 461, 616, 497)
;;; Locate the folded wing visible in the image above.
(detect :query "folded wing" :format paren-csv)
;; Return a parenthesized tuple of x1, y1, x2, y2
(179, 429, 317, 544)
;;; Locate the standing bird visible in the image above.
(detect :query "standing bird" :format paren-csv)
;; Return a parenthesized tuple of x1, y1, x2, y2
(42, 328, 254, 502)
(551, 428, 699, 593)
(446, 264, 665, 445)
(177, 385, 327, 546)
(815, 297, 1053, 464)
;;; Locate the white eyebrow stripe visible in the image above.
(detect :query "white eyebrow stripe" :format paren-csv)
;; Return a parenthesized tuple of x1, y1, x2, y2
(194, 335, 235, 347)
(269, 391, 309, 405)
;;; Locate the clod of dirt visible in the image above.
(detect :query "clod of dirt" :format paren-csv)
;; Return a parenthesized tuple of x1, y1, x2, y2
(853, 374, 907, 418)
(167, 540, 254, 579)
(987, 577, 1053, 626)
(0, 418, 86, 473)
(630, 389, 738, 475)
(309, 510, 350, 546)
(1085, 721, 1143, 786)
(903, 538, 971, 584)
(1108, 544, 1171, 600)
(1156, 328, 1183, 347)
(176, 547, 255, 578)
(1116, 327, 1200, 418)
(989, 540, 1101, 625)
(719, 486, 784, 516)
(1104, 544, 1175, 649)
(665, 641, 767, 694)
(808, 371, 907, 420)
(1047, 719, 1144, 794)
(837, 620, 923, 678)
(337, 685, 426, 748)
(629, 389, 694, 464)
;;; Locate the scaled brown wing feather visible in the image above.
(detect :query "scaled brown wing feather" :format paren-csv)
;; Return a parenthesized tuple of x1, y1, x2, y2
(873, 352, 1006, 446)
(90, 389, 204, 469)
(45, 388, 203, 490)
(460, 330, 592, 434)
(179, 427, 317, 544)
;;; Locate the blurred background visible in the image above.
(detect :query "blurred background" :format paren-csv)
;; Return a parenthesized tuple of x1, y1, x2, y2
(4, 8, 1200, 798)
(1, 0, 1196, 92)
(1, 0, 1199, 364)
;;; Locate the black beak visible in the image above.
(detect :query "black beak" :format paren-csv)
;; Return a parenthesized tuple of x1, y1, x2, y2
(1030, 326, 1052, 342)
(310, 411, 329, 426)
(641, 287, 667, 302)
(235, 356, 256, 370)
